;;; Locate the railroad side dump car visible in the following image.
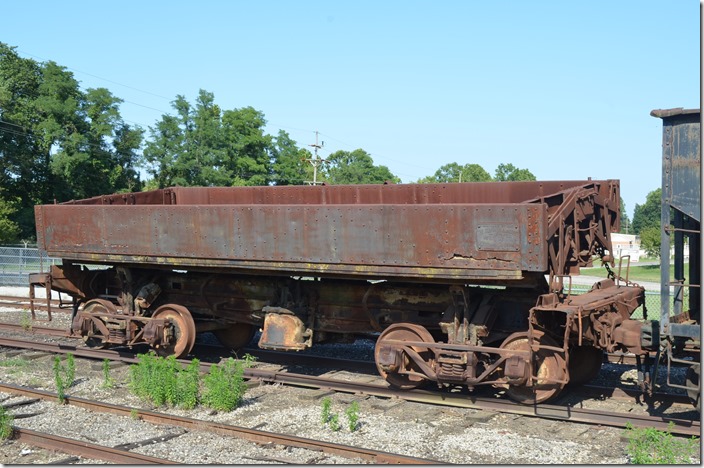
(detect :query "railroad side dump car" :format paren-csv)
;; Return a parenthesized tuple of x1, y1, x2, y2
(31, 179, 646, 403)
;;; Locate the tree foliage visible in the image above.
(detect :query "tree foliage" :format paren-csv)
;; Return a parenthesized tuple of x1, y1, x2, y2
(419, 162, 535, 184)
(419, 162, 492, 183)
(493, 163, 536, 181)
(619, 197, 631, 234)
(631, 188, 662, 235)
(639, 225, 662, 258)
(141, 90, 272, 188)
(0, 42, 143, 240)
(323, 149, 399, 185)
(270, 130, 313, 185)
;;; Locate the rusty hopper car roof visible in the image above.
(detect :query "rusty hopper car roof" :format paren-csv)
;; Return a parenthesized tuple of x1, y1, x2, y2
(36, 180, 619, 283)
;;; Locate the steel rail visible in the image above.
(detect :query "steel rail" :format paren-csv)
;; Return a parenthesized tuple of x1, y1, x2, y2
(0, 336, 698, 437)
(0, 294, 62, 304)
(0, 296, 676, 366)
(0, 329, 690, 405)
(0, 321, 68, 337)
(0, 382, 439, 465)
(12, 427, 177, 464)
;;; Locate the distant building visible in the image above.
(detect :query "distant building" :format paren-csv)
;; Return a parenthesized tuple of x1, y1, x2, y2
(610, 233, 641, 262)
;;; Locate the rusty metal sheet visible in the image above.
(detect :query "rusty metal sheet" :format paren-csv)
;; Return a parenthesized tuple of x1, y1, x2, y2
(36, 202, 547, 281)
(62, 180, 617, 207)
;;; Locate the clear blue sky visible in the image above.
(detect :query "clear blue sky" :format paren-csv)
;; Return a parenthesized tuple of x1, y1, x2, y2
(2, 1, 700, 219)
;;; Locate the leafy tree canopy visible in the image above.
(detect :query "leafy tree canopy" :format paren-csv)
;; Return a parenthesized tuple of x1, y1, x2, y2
(419, 162, 492, 183)
(141, 90, 272, 188)
(270, 130, 313, 185)
(0, 42, 143, 240)
(619, 197, 631, 234)
(493, 163, 536, 181)
(323, 149, 400, 185)
(631, 188, 662, 235)
(639, 225, 661, 258)
(418, 162, 536, 184)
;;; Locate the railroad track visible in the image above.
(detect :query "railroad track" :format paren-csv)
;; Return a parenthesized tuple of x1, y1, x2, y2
(0, 382, 439, 464)
(0, 335, 698, 437)
(0, 320, 690, 407)
(11, 427, 177, 464)
(0, 297, 684, 367)
(0, 294, 69, 314)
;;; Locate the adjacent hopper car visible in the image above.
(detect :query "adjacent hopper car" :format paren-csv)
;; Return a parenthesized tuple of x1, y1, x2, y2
(648, 108, 700, 411)
(30, 178, 649, 404)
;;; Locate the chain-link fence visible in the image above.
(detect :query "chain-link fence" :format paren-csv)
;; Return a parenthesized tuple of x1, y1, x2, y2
(0, 246, 683, 320)
(568, 286, 685, 321)
(0, 246, 61, 286)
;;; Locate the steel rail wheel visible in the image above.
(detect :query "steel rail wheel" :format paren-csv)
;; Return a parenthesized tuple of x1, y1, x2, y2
(567, 345, 604, 385)
(214, 323, 255, 351)
(152, 304, 196, 358)
(499, 331, 566, 404)
(374, 323, 435, 390)
(75, 299, 116, 349)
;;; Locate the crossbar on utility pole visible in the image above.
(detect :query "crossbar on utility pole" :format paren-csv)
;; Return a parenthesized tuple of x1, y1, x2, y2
(303, 131, 326, 185)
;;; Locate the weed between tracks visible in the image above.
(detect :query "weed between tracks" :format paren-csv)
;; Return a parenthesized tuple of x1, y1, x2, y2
(101, 359, 115, 388)
(321, 397, 360, 433)
(53, 353, 75, 404)
(0, 357, 29, 375)
(624, 422, 699, 464)
(0, 406, 13, 440)
(129, 352, 255, 411)
(201, 354, 253, 411)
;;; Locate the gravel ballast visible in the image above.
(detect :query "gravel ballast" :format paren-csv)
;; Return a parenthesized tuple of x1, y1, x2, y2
(0, 286, 700, 464)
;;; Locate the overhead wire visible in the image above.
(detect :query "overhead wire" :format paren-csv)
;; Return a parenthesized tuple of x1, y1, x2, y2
(10, 49, 436, 181)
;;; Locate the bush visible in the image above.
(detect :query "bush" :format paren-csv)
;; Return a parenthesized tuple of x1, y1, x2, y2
(624, 422, 699, 464)
(129, 352, 200, 409)
(201, 355, 254, 412)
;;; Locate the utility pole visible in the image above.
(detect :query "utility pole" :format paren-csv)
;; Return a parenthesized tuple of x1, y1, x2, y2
(304, 131, 326, 185)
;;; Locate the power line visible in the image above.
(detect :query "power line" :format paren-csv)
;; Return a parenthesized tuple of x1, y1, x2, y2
(17, 49, 173, 101)
(9, 51, 432, 180)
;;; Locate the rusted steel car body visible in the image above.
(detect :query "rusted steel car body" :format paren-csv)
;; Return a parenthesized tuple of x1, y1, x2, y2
(32, 179, 646, 403)
(650, 107, 701, 410)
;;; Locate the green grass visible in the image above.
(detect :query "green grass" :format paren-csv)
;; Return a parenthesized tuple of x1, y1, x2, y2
(0, 406, 13, 440)
(129, 352, 253, 411)
(580, 262, 688, 284)
(52, 353, 76, 404)
(624, 422, 699, 464)
(201, 355, 254, 412)
(129, 353, 200, 409)
(0, 358, 29, 369)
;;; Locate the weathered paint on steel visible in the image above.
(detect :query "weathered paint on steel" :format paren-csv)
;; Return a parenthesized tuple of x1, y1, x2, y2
(64, 180, 612, 207)
(36, 202, 547, 281)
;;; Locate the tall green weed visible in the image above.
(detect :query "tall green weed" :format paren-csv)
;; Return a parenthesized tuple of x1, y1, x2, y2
(624, 422, 699, 464)
(201, 354, 254, 412)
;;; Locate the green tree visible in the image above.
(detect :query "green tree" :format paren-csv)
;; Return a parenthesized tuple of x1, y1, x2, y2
(142, 90, 272, 188)
(494, 163, 536, 181)
(0, 194, 20, 243)
(323, 149, 399, 185)
(639, 225, 662, 258)
(221, 106, 272, 186)
(619, 197, 631, 234)
(420, 162, 492, 183)
(51, 86, 143, 200)
(0, 42, 142, 240)
(631, 188, 662, 235)
(270, 130, 312, 185)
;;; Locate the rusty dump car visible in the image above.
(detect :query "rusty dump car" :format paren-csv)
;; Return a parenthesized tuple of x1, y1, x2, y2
(31, 179, 648, 404)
